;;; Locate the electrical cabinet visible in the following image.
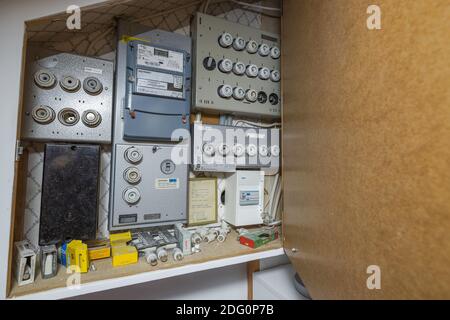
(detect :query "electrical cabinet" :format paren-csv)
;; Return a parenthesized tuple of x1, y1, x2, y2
(2, 0, 449, 301)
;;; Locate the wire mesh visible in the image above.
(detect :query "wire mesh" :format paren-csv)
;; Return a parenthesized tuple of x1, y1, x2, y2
(25, 0, 271, 57)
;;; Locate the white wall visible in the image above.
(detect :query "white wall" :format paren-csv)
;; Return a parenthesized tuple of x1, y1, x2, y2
(0, 0, 109, 300)
(72, 264, 248, 300)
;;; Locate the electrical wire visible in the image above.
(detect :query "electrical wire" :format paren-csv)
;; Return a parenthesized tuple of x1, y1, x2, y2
(203, 0, 212, 13)
(234, 119, 281, 128)
(230, 0, 281, 12)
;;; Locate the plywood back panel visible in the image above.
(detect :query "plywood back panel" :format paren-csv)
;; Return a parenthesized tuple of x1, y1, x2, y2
(282, 0, 450, 299)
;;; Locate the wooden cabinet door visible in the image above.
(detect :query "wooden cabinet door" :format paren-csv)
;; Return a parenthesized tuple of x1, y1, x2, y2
(282, 0, 450, 299)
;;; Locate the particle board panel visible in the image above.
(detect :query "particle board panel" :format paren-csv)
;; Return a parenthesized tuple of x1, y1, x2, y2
(9, 231, 282, 298)
(282, 0, 450, 299)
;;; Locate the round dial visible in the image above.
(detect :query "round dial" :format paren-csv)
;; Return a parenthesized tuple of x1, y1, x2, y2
(233, 62, 246, 75)
(270, 46, 281, 59)
(123, 167, 142, 184)
(82, 110, 102, 128)
(123, 187, 141, 205)
(245, 89, 258, 103)
(218, 59, 233, 73)
(258, 43, 271, 57)
(219, 32, 234, 48)
(246, 64, 259, 78)
(124, 147, 143, 164)
(246, 40, 259, 54)
(271, 145, 281, 157)
(233, 87, 246, 100)
(257, 91, 268, 104)
(31, 105, 55, 125)
(218, 143, 230, 156)
(233, 37, 246, 51)
(58, 108, 79, 126)
(34, 70, 56, 89)
(270, 70, 281, 82)
(259, 145, 269, 157)
(83, 77, 103, 95)
(203, 56, 216, 71)
(269, 93, 279, 105)
(246, 144, 258, 157)
(233, 144, 245, 157)
(218, 84, 233, 98)
(258, 67, 271, 80)
(202, 143, 216, 157)
(60, 75, 81, 92)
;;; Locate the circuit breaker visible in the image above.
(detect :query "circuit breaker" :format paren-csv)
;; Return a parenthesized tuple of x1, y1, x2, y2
(109, 27, 190, 231)
(224, 170, 265, 227)
(192, 13, 281, 118)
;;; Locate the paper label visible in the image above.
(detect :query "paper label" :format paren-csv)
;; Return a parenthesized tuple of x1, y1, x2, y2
(136, 69, 183, 98)
(137, 44, 184, 73)
(84, 67, 103, 75)
(155, 178, 180, 190)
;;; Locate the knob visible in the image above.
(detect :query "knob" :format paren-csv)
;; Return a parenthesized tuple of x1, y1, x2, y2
(203, 143, 216, 157)
(233, 87, 246, 100)
(245, 89, 258, 103)
(218, 144, 230, 156)
(233, 144, 245, 157)
(233, 37, 246, 51)
(219, 32, 233, 48)
(270, 46, 281, 59)
(247, 144, 258, 157)
(233, 62, 246, 75)
(258, 43, 271, 57)
(246, 64, 259, 78)
(257, 91, 268, 104)
(31, 105, 55, 125)
(270, 70, 281, 82)
(269, 93, 279, 105)
(259, 145, 269, 157)
(203, 56, 216, 71)
(123, 187, 141, 205)
(258, 67, 271, 80)
(246, 40, 259, 54)
(218, 59, 233, 73)
(34, 70, 56, 89)
(82, 110, 102, 128)
(271, 145, 281, 157)
(123, 167, 142, 184)
(60, 75, 81, 92)
(124, 147, 143, 164)
(83, 77, 103, 95)
(218, 84, 233, 98)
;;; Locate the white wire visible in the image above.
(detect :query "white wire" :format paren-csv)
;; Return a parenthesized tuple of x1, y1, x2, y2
(234, 120, 281, 128)
(271, 181, 282, 221)
(268, 174, 279, 219)
(203, 0, 212, 13)
(230, 0, 281, 12)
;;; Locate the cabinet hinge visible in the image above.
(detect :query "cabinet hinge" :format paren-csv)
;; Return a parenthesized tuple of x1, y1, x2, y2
(15, 140, 24, 161)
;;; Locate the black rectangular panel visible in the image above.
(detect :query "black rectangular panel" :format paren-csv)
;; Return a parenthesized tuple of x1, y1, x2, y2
(39, 144, 100, 245)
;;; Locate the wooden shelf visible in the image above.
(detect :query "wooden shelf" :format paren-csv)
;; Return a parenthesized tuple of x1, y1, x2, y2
(9, 231, 283, 299)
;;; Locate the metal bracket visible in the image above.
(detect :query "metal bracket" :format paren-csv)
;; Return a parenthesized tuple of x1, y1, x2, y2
(15, 140, 24, 161)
